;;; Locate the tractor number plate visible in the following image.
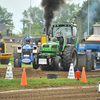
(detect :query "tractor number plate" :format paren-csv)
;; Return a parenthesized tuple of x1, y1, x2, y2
(39, 59, 47, 64)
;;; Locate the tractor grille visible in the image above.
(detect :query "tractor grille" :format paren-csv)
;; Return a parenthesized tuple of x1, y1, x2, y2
(0, 42, 4, 53)
(22, 49, 32, 52)
(23, 52, 31, 56)
(43, 45, 49, 48)
(22, 49, 32, 56)
(52, 45, 57, 48)
(42, 51, 56, 54)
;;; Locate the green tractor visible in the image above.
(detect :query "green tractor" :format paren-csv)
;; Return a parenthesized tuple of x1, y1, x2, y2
(33, 23, 78, 71)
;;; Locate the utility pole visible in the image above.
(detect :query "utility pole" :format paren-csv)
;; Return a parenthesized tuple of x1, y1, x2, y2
(30, 0, 31, 36)
(88, 0, 89, 35)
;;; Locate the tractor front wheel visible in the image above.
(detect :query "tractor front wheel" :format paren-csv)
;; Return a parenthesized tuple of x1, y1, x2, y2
(32, 55, 39, 69)
(14, 53, 21, 67)
(54, 56, 62, 71)
(14, 59, 21, 67)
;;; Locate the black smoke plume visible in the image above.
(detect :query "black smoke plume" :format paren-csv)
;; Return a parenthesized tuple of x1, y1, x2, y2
(41, 0, 66, 35)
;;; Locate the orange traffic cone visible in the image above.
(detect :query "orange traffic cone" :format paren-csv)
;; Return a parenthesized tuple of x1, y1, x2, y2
(81, 67, 87, 82)
(21, 68, 27, 85)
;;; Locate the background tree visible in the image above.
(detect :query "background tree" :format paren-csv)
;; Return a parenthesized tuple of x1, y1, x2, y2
(20, 7, 44, 36)
(53, 3, 80, 24)
(21, 22, 42, 37)
(21, 3, 80, 37)
(0, 6, 14, 35)
(77, 0, 100, 35)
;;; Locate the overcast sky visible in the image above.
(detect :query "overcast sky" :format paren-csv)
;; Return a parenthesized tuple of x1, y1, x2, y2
(0, 0, 86, 33)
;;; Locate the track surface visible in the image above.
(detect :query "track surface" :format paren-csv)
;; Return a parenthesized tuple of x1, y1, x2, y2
(0, 67, 100, 100)
(0, 86, 100, 100)
(0, 67, 100, 78)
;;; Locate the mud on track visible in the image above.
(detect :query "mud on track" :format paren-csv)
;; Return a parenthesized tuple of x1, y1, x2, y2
(0, 85, 100, 100)
(0, 67, 100, 100)
(0, 67, 100, 78)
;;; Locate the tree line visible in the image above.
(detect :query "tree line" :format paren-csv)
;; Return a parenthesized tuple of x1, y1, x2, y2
(0, 0, 100, 37)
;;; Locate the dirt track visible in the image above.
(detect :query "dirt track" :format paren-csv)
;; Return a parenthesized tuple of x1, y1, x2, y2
(0, 67, 100, 78)
(0, 67, 100, 100)
(0, 86, 100, 100)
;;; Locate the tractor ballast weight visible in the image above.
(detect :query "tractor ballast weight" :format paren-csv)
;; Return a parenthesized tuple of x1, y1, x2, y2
(33, 23, 78, 71)
(14, 36, 39, 69)
(0, 33, 12, 64)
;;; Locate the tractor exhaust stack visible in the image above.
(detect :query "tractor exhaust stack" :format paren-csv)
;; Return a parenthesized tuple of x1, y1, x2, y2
(41, 0, 66, 42)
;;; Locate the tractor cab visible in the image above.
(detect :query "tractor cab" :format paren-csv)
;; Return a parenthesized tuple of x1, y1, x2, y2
(26, 39, 30, 44)
(23, 38, 31, 46)
(51, 23, 78, 45)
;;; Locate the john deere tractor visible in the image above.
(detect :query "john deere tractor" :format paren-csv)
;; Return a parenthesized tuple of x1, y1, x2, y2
(33, 22, 78, 71)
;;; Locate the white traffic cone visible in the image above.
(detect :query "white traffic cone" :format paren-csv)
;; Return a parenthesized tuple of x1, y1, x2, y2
(98, 81, 100, 93)
(5, 63, 13, 79)
(68, 63, 75, 79)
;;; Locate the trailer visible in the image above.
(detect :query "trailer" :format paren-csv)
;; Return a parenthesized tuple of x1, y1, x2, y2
(77, 22, 100, 71)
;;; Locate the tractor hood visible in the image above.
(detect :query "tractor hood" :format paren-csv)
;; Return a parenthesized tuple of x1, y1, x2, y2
(23, 44, 31, 49)
(86, 35, 100, 41)
(41, 41, 59, 56)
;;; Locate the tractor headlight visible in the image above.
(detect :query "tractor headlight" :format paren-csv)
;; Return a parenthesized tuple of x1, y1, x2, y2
(17, 47, 22, 53)
(98, 53, 100, 57)
(79, 44, 85, 48)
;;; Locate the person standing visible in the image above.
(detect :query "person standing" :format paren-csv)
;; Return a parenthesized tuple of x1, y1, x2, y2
(0, 48, 2, 59)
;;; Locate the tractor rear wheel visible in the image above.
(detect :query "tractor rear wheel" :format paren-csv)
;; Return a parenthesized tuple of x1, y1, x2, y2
(62, 46, 78, 71)
(32, 55, 39, 69)
(14, 53, 21, 67)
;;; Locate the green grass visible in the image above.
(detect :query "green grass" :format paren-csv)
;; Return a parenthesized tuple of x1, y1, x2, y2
(0, 57, 32, 68)
(0, 63, 32, 68)
(0, 77, 100, 90)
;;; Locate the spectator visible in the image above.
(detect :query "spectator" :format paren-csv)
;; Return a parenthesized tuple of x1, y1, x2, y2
(0, 48, 2, 59)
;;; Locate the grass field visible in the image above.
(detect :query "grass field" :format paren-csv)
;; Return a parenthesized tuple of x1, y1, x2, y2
(0, 63, 32, 68)
(0, 58, 100, 90)
(0, 77, 100, 90)
(0, 59, 32, 68)
(0, 56, 33, 68)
